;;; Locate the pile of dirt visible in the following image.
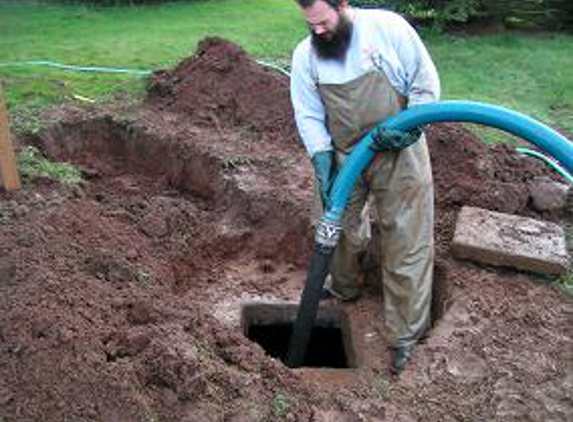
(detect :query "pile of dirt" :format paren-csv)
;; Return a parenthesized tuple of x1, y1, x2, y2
(0, 164, 320, 421)
(428, 122, 559, 216)
(1, 38, 570, 421)
(147, 37, 296, 140)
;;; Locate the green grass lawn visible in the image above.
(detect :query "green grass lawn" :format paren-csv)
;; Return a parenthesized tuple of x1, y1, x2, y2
(1, 0, 572, 140)
(428, 30, 573, 143)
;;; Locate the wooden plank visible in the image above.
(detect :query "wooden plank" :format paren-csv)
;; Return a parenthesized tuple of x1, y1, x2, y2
(0, 89, 21, 190)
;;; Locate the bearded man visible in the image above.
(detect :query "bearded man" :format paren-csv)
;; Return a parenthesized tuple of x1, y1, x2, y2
(290, 0, 440, 375)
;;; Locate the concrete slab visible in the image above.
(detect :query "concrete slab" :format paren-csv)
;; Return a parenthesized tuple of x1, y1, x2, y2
(452, 206, 570, 276)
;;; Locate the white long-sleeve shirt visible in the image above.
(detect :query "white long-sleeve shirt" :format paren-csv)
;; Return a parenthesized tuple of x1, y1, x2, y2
(290, 9, 441, 158)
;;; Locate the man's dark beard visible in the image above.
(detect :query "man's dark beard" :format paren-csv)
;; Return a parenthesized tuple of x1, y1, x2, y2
(311, 14, 353, 61)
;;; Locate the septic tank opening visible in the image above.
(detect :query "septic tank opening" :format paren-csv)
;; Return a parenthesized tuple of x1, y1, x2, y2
(241, 303, 356, 369)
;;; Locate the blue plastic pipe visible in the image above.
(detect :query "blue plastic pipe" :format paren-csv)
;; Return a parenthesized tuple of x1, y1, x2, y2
(326, 100, 573, 224)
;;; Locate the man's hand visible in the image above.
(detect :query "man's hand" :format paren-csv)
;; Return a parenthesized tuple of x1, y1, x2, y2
(311, 150, 336, 208)
(370, 126, 423, 152)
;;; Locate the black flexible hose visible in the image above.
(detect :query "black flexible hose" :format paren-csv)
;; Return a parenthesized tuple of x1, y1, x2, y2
(285, 245, 334, 368)
(286, 217, 341, 368)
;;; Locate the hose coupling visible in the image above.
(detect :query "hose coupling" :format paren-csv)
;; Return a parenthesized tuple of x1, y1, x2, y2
(315, 218, 342, 253)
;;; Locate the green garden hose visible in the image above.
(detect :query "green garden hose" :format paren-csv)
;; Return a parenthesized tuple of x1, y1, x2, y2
(0, 60, 152, 76)
(0, 59, 290, 77)
(516, 146, 573, 185)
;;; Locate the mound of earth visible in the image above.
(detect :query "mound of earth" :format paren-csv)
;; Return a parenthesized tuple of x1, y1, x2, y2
(147, 37, 296, 140)
(0, 38, 571, 421)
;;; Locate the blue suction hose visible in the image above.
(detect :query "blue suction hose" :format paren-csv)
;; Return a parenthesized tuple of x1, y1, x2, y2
(327, 101, 573, 223)
(286, 100, 573, 368)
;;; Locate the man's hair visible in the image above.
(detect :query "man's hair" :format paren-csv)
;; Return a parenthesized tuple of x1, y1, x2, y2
(295, 0, 344, 9)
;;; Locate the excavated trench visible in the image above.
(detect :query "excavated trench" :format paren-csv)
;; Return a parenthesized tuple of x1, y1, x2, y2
(31, 114, 314, 270)
(31, 113, 454, 369)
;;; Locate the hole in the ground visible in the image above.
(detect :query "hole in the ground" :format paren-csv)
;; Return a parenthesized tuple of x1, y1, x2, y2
(241, 303, 356, 369)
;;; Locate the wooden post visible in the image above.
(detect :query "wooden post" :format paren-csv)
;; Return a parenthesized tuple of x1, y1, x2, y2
(0, 89, 21, 190)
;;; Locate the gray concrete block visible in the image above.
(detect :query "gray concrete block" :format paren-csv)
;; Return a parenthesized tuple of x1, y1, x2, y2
(452, 206, 570, 276)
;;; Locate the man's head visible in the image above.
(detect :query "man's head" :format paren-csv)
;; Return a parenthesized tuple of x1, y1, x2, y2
(295, 0, 353, 61)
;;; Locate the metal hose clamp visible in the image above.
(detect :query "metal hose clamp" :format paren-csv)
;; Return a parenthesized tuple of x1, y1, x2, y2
(315, 218, 342, 252)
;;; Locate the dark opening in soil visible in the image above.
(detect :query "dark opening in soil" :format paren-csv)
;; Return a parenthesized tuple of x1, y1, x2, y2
(241, 303, 356, 369)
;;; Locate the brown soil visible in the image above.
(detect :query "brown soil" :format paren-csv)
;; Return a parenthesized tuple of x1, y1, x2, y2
(1, 38, 571, 421)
